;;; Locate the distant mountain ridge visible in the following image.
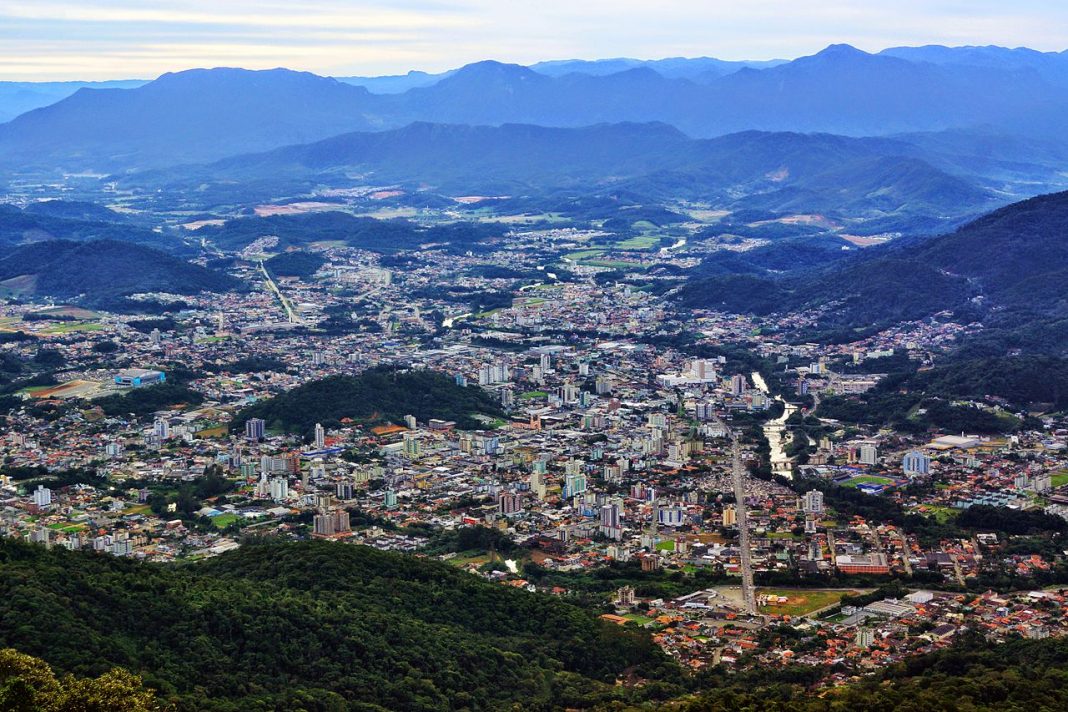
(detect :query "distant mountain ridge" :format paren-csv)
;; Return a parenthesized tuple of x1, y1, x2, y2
(136, 121, 999, 231)
(3, 44, 1068, 172)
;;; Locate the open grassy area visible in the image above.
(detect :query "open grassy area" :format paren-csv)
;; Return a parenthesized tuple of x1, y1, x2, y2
(655, 539, 676, 552)
(519, 390, 548, 399)
(583, 259, 642, 270)
(621, 614, 656, 626)
(564, 249, 604, 261)
(615, 235, 659, 250)
(842, 475, 895, 489)
(917, 504, 959, 523)
(757, 588, 862, 618)
(41, 321, 104, 334)
(1051, 471, 1068, 488)
(211, 513, 242, 529)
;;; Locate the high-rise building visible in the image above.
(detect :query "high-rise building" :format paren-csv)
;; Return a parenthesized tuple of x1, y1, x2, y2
(245, 418, 266, 442)
(658, 505, 686, 527)
(268, 477, 289, 502)
(730, 374, 747, 396)
(32, 485, 52, 508)
(721, 505, 737, 527)
(563, 471, 587, 499)
(902, 450, 931, 476)
(858, 443, 879, 466)
(803, 490, 824, 515)
(499, 492, 523, 516)
(600, 502, 623, 540)
(314, 422, 326, 450)
(530, 471, 547, 499)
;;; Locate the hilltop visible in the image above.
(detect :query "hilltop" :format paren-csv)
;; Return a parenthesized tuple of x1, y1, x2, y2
(231, 367, 505, 435)
(0, 239, 238, 309)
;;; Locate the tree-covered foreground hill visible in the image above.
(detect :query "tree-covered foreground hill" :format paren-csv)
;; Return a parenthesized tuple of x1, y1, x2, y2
(0, 538, 669, 711)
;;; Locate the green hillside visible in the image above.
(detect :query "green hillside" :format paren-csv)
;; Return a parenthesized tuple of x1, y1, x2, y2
(0, 538, 668, 711)
(231, 367, 504, 434)
(0, 239, 238, 309)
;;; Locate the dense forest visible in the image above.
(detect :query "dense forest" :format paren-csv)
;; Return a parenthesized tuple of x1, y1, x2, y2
(231, 366, 503, 434)
(0, 538, 668, 711)
(263, 250, 326, 279)
(0, 239, 238, 309)
(5, 537, 1068, 711)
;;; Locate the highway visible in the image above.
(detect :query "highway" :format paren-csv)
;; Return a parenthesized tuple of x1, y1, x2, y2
(731, 433, 757, 615)
(259, 261, 301, 324)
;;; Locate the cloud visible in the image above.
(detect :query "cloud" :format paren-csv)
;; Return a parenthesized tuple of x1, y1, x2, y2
(0, 0, 1066, 80)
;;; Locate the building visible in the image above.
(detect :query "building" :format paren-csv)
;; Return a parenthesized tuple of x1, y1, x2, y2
(835, 552, 889, 575)
(721, 505, 737, 527)
(314, 423, 326, 450)
(658, 505, 686, 528)
(902, 450, 931, 476)
(499, 492, 524, 516)
(268, 477, 289, 502)
(803, 490, 824, 515)
(858, 443, 879, 466)
(600, 502, 623, 540)
(32, 485, 52, 508)
(730, 374, 747, 396)
(114, 368, 166, 388)
(245, 418, 266, 442)
(855, 627, 875, 648)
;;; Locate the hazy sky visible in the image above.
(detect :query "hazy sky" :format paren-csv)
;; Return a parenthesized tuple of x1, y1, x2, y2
(2, 0, 1066, 81)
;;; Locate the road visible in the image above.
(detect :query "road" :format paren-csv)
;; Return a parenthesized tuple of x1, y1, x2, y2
(259, 261, 301, 324)
(731, 434, 757, 615)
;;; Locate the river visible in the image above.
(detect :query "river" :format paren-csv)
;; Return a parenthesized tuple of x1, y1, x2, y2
(751, 371, 797, 478)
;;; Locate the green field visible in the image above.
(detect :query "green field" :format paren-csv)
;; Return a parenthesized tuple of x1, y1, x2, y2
(583, 260, 641, 270)
(41, 321, 104, 334)
(211, 514, 242, 529)
(655, 539, 675, 552)
(621, 614, 655, 626)
(615, 235, 659, 250)
(1051, 471, 1068, 488)
(564, 249, 604, 261)
(519, 390, 548, 399)
(842, 475, 895, 488)
(757, 588, 862, 617)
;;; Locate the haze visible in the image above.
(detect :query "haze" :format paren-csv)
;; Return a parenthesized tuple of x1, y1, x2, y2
(3, 0, 1068, 80)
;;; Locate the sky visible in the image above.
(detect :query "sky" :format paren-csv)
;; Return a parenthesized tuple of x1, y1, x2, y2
(1, 0, 1067, 81)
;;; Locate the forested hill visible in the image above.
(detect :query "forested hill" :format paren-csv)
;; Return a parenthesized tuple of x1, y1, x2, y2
(680, 189, 1068, 351)
(0, 239, 238, 309)
(230, 367, 504, 435)
(0, 538, 670, 711)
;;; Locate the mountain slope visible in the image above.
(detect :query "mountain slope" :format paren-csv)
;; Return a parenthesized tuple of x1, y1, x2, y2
(0, 538, 667, 711)
(0, 240, 238, 307)
(0, 68, 380, 170)
(681, 190, 1068, 349)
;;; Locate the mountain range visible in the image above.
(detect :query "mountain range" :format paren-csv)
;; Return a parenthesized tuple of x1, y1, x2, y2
(138, 121, 1004, 232)
(4, 44, 1068, 174)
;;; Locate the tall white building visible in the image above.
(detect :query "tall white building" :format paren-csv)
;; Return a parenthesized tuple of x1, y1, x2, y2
(314, 422, 326, 450)
(32, 485, 52, 508)
(803, 490, 824, 515)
